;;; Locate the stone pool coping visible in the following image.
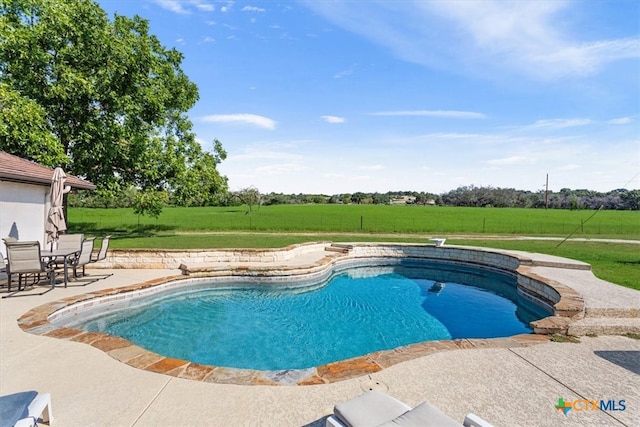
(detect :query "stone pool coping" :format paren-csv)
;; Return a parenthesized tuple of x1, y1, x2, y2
(17, 242, 589, 386)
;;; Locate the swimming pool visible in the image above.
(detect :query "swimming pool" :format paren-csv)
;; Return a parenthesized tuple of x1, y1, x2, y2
(56, 260, 550, 371)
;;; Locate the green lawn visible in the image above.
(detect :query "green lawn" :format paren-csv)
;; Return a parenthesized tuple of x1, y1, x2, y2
(68, 205, 640, 290)
(69, 205, 640, 238)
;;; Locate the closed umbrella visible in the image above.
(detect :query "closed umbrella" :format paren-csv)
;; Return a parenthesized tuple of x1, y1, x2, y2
(45, 167, 68, 246)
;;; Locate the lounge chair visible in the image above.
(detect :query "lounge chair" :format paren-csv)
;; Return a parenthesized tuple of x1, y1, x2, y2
(3, 241, 55, 292)
(72, 237, 96, 278)
(326, 391, 493, 427)
(0, 390, 53, 427)
(90, 235, 111, 264)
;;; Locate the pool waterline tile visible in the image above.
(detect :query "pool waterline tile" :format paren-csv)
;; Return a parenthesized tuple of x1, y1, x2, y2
(259, 368, 318, 386)
(146, 357, 189, 374)
(44, 326, 85, 339)
(170, 363, 216, 381)
(204, 367, 259, 385)
(107, 344, 149, 363)
(126, 351, 165, 369)
(317, 357, 383, 383)
(91, 335, 133, 352)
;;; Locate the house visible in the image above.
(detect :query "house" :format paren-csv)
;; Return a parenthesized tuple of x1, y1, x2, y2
(389, 196, 417, 205)
(0, 151, 95, 258)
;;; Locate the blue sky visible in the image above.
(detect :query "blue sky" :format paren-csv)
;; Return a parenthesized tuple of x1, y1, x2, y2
(96, 0, 640, 195)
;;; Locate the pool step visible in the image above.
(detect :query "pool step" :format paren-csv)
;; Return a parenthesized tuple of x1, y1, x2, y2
(532, 315, 640, 337)
(325, 243, 353, 254)
(568, 317, 640, 336)
(530, 316, 572, 335)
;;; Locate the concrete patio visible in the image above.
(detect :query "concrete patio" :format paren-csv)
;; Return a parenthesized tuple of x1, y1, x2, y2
(1, 246, 639, 426)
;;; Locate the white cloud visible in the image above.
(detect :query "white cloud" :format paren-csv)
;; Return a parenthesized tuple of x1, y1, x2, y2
(202, 36, 215, 43)
(426, 1, 636, 79)
(607, 117, 632, 125)
(371, 110, 486, 119)
(334, 67, 354, 79)
(195, 2, 215, 12)
(534, 39, 640, 78)
(323, 172, 346, 178)
(351, 175, 374, 182)
(529, 118, 593, 129)
(154, 0, 190, 14)
(231, 150, 300, 161)
(242, 6, 266, 13)
(359, 165, 385, 171)
(557, 164, 582, 171)
(228, 141, 307, 161)
(301, 1, 640, 81)
(421, 132, 484, 139)
(321, 115, 345, 124)
(201, 113, 276, 130)
(153, 0, 215, 14)
(485, 156, 532, 166)
(256, 163, 309, 175)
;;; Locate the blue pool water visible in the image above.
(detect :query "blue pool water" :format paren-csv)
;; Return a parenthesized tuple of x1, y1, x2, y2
(77, 263, 549, 370)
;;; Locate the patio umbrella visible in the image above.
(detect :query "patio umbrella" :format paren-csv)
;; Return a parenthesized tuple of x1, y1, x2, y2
(45, 167, 68, 245)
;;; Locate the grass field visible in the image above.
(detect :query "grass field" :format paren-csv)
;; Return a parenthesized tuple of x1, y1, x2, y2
(68, 205, 640, 290)
(69, 205, 640, 237)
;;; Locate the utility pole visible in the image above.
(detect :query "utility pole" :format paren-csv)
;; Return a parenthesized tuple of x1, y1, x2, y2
(545, 173, 549, 210)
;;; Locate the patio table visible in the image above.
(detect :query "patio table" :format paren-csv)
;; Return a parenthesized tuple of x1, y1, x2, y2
(41, 248, 79, 287)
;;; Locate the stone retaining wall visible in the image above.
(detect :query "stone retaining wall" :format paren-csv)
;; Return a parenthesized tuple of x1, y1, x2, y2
(347, 243, 523, 271)
(91, 241, 330, 269)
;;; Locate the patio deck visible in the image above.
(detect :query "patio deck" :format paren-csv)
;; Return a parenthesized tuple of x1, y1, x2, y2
(1, 247, 639, 426)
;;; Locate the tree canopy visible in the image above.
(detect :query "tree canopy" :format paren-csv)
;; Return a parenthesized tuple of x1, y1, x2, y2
(0, 0, 227, 205)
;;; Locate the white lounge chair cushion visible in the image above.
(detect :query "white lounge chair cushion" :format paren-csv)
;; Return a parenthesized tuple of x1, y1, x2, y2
(378, 402, 461, 427)
(334, 391, 410, 427)
(329, 391, 494, 427)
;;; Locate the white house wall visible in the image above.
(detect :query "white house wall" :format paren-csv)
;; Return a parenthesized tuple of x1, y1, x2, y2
(0, 181, 50, 258)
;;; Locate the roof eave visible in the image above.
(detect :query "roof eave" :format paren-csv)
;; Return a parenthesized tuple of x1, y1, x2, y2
(0, 173, 97, 190)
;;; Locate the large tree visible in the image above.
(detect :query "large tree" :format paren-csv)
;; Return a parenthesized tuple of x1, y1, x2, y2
(0, 0, 227, 204)
(0, 82, 68, 165)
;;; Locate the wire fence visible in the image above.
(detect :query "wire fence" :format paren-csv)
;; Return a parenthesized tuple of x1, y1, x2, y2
(80, 210, 638, 237)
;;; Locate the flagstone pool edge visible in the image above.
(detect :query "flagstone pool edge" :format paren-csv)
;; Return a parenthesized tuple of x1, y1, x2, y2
(17, 242, 587, 386)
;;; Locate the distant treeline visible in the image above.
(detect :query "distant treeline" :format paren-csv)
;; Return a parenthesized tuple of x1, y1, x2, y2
(70, 185, 640, 211)
(260, 187, 639, 210)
